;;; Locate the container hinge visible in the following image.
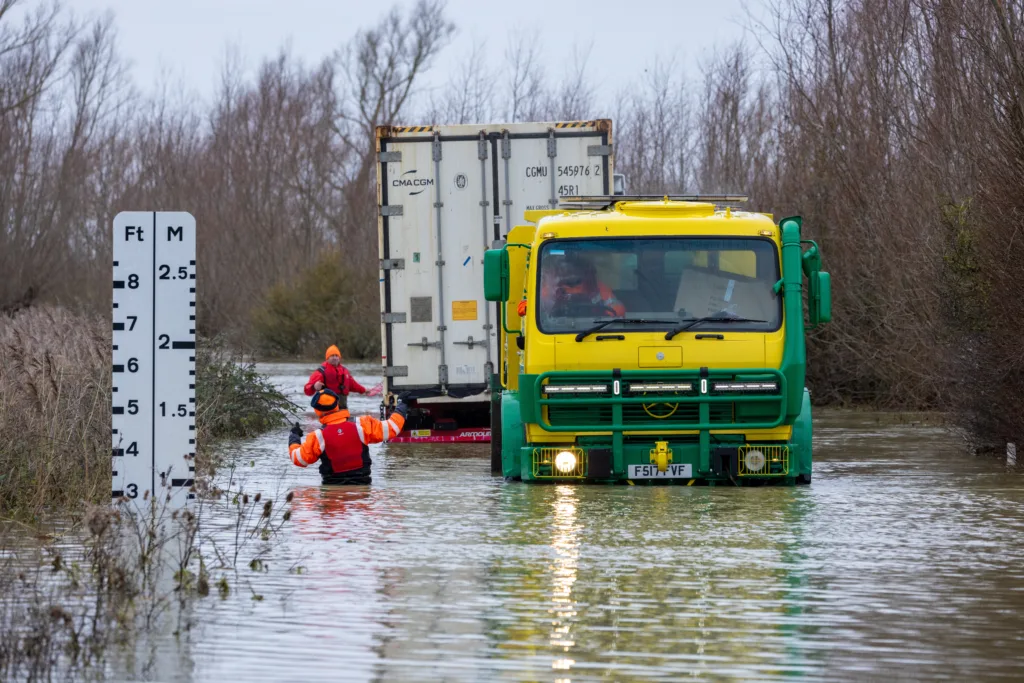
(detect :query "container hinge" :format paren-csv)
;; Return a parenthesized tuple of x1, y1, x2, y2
(478, 134, 488, 160)
(381, 312, 407, 324)
(378, 151, 402, 163)
(384, 366, 409, 377)
(438, 365, 449, 385)
(407, 337, 441, 350)
(380, 205, 403, 217)
(435, 258, 445, 266)
(453, 336, 481, 349)
(547, 129, 557, 157)
(587, 144, 613, 157)
(433, 201, 444, 209)
(437, 324, 448, 332)
(379, 258, 405, 270)
(432, 134, 443, 162)
(479, 200, 489, 207)
(482, 323, 494, 330)
(501, 132, 511, 159)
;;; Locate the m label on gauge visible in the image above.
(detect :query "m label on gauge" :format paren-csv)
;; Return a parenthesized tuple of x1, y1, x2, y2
(628, 464, 693, 479)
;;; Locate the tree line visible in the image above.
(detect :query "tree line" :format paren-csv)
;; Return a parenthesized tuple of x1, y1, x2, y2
(1, 0, 1022, 447)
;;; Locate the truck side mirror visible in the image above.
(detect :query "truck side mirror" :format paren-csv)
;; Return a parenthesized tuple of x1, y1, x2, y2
(483, 248, 509, 302)
(809, 271, 832, 326)
(613, 173, 626, 196)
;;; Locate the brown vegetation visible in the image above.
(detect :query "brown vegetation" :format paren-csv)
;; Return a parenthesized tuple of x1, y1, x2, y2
(1, 0, 1022, 444)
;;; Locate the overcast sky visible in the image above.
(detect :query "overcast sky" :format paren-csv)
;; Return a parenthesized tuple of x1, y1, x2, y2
(66, 0, 762, 111)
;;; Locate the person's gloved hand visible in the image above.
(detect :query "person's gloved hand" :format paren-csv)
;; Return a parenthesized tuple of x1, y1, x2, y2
(394, 392, 411, 418)
(289, 422, 303, 445)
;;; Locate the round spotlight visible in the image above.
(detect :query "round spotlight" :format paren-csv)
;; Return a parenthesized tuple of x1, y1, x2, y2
(554, 450, 577, 473)
(744, 449, 766, 472)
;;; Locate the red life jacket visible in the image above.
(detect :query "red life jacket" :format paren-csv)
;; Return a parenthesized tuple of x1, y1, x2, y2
(318, 420, 371, 480)
(318, 363, 351, 395)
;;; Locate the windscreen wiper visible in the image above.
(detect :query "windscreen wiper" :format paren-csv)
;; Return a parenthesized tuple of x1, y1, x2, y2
(575, 317, 678, 342)
(664, 316, 767, 340)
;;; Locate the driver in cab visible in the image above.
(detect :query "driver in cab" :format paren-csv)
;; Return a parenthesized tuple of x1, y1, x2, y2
(535, 255, 625, 319)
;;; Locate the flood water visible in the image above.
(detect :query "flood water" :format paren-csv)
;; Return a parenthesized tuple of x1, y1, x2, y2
(126, 363, 1024, 681)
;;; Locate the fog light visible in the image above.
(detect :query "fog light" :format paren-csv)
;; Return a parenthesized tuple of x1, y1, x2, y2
(554, 450, 577, 473)
(744, 449, 766, 472)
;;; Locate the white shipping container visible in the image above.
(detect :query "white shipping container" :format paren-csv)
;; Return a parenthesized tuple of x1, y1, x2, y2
(377, 120, 613, 433)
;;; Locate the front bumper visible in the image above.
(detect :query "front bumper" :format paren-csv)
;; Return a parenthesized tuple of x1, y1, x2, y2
(520, 441, 795, 483)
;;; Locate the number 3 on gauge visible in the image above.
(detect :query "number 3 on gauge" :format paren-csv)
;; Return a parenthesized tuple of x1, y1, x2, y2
(159, 402, 187, 417)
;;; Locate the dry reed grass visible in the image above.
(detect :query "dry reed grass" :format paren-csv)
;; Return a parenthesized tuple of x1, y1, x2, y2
(0, 308, 111, 516)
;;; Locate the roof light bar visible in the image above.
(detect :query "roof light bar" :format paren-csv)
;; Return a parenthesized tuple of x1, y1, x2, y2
(560, 194, 748, 204)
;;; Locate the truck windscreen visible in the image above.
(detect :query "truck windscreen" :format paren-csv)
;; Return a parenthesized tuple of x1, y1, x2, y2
(536, 237, 782, 334)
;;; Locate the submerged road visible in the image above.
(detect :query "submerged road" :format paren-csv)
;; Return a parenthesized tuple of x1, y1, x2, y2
(130, 362, 1024, 681)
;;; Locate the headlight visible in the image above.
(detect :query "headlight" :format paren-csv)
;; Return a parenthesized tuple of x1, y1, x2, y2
(554, 450, 577, 473)
(543, 384, 607, 394)
(744, 449, 766, 472)
(712, 381, 779, 392)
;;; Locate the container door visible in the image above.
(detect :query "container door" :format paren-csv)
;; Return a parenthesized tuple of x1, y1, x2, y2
(379, 134, 495, 395)
(495, 129, 611, 239)
(437, 137, 495, 392)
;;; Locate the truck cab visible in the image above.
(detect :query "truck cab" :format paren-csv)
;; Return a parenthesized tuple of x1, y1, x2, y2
(484, 196, 831, 484)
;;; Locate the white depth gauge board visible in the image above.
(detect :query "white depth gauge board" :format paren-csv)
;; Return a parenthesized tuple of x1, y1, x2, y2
(112, 212, 196, 507)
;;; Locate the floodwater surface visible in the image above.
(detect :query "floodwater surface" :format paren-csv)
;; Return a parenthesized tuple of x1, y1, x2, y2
(122, 363, 1024, 681)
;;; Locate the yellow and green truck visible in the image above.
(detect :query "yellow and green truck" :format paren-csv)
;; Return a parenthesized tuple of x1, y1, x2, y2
(483, 196, 831, 484)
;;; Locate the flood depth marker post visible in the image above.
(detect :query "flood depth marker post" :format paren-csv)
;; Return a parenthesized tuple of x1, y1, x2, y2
(112, 212, 196, 508)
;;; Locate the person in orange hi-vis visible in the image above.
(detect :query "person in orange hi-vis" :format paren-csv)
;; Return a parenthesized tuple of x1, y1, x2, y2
(524, 256, 625, 320)
(288, 389, 407, 485)
(303, 345, 376, 409)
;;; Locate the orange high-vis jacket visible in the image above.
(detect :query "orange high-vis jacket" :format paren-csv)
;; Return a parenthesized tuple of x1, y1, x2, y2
(289, 410, 406, 470)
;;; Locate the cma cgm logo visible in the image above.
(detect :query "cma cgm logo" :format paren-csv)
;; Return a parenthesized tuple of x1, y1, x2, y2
(393, 170, 434, 195)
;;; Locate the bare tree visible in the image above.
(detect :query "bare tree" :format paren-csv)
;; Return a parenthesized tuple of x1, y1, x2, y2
(503, 30, 547, 122)
(424, 40, 495, 124)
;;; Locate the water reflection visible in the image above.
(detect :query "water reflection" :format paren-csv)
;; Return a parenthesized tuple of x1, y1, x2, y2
(549, 485, 580, 672)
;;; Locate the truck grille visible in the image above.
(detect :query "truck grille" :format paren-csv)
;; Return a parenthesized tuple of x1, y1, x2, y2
(547, 403, 736, 428)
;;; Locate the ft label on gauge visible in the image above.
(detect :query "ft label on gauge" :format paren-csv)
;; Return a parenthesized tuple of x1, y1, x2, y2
(112, 212, 196, 508)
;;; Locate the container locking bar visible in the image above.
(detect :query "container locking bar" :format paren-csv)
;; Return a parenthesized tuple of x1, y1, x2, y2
(547, 129, 557, 207)
(432, 131, 447, 390)
(407, 337, 441, 350)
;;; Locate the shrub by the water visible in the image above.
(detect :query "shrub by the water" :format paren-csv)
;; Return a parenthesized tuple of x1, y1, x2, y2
(250, 250, 380, 360)
(195, 339, 295, 441)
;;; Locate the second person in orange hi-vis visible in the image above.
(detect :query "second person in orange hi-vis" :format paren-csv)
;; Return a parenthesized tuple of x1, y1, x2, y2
(303, 345, 367, 409)
(288, 389, 407, 485)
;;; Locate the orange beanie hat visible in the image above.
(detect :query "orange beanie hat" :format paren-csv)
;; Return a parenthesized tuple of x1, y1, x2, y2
(311, 389, 349, 419)
(325, 344, 341, 361)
